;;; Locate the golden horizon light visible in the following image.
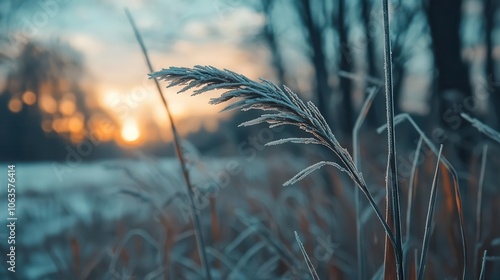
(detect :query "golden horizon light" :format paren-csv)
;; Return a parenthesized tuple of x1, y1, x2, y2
(121, 119, 140, 143)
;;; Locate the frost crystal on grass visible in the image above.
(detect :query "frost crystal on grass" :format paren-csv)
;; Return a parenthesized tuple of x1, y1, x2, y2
(151, 65, 398, 251)
(461, 113, 500, 144)
(150, 65, 364, 188)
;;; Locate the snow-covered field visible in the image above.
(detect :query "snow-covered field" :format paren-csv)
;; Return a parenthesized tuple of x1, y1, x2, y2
(0, 155, 312, 279)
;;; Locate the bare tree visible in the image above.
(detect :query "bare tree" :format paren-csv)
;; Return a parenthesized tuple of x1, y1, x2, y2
(337, 0, 354, 134)
(485, 0, 500, 127)
(361, 0, 385, 128)
(0, 41, 114, 160)
(426, 0, 474, 162)
(426, 0, 472, 113)
(262, 0, 286, 87)
(295, 0, 331, 120)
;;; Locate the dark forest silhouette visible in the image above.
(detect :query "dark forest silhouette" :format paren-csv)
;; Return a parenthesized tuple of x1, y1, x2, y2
(0, 42, 121, 161)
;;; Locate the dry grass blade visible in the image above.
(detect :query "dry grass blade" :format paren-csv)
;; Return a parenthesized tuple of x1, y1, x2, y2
(150, 65, 354, 184)
(284, 161, 352, 186)
(339, 71, 384, 86)
(223, 227, 254, 255)
(353, 86, 380, 280)
(265, 137, 322, 146)
(461, 113, 500, 144)
(353, 87, 380, 169)
(150, 65, 399, 253)
(406, 136, 423, 242)
(125, 9, 212, 280)
(257, 255, 281, 278)
(235, 210, 302, 276)
(474, 145, 488, 276)
(417, 145, 443, 280)
(403, 137, 423, 276)
(479, 250, 487, 280)
(294, 231, 321, 280)
(228, 241, 267, 278)
(108, 229, 162, 276)
(360, 191, 385, 224)
(378, 113, 467, 279)
(381, 0, 404, 277)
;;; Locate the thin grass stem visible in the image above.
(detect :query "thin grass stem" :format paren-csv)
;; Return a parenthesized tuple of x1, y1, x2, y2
(295, 231, 321, 280)
(381, 0, 404, 277)
(353, 86, 379, 280)
(417, 145, 443, 280)
(339, 71, 384, 86)
(474, 145, 488, 276)
(125, 9, 212, 280)
(461, 113, 500, 144)
(406, 136, 423, 242)
(378, 113, 467, 279)
(404, 137, 423, 278)
(479, 250, 487, 280)
(151, 65, 401, 271)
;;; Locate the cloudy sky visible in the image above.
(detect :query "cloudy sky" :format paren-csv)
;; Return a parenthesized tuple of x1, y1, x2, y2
(4, 0, 487, 145)
(4, 0, 275, 143)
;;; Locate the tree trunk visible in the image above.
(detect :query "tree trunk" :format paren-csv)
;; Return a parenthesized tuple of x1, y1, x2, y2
(427, 0, 472, 107)
(392, 43, 405, 115)
(427, 0, 473, 163)
(485, 0, 500, 127)
(362, 0, 384, 128)
(298, 0, 331, 121)
(338, 0, 353, 134)
(262, 0, 286, 87)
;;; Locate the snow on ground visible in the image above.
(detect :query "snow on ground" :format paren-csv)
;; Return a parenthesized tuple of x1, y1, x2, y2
(0, 154, 309, 279)
(0, 155, 286, 245)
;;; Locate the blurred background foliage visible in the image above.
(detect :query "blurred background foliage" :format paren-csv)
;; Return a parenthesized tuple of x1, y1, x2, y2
(1, 0, 498, 161)
(1, 0, 500, 279)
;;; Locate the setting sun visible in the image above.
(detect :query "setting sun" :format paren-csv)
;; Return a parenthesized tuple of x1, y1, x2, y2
(102, 90, 120, 107)
(121, 119, 140, 142)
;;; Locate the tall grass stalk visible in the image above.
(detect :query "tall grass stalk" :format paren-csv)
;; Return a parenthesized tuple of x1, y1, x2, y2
(381, 0, 404, 278)
(125, 9, 212, 280)
(403, 136, 423, 278)
(474, 145, 488, 276)
(108, 229, 162, 277)
(236, 210, 303, 276)
(338, 71, 384, 86)
(461, 113, 500, 144)
(479, 250, 487, 280)
(405, 136, 423, 243)
(417, 145, 443, 280)
(378, 113, 467, 279)
(353, 86, 379, 280)
(150, 65, 400, 260)
(295, 231, 321, 280)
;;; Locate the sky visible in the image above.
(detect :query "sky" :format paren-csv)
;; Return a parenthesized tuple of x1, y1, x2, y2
(2, 0, 494, 146)
(3, 0, 272, 144)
